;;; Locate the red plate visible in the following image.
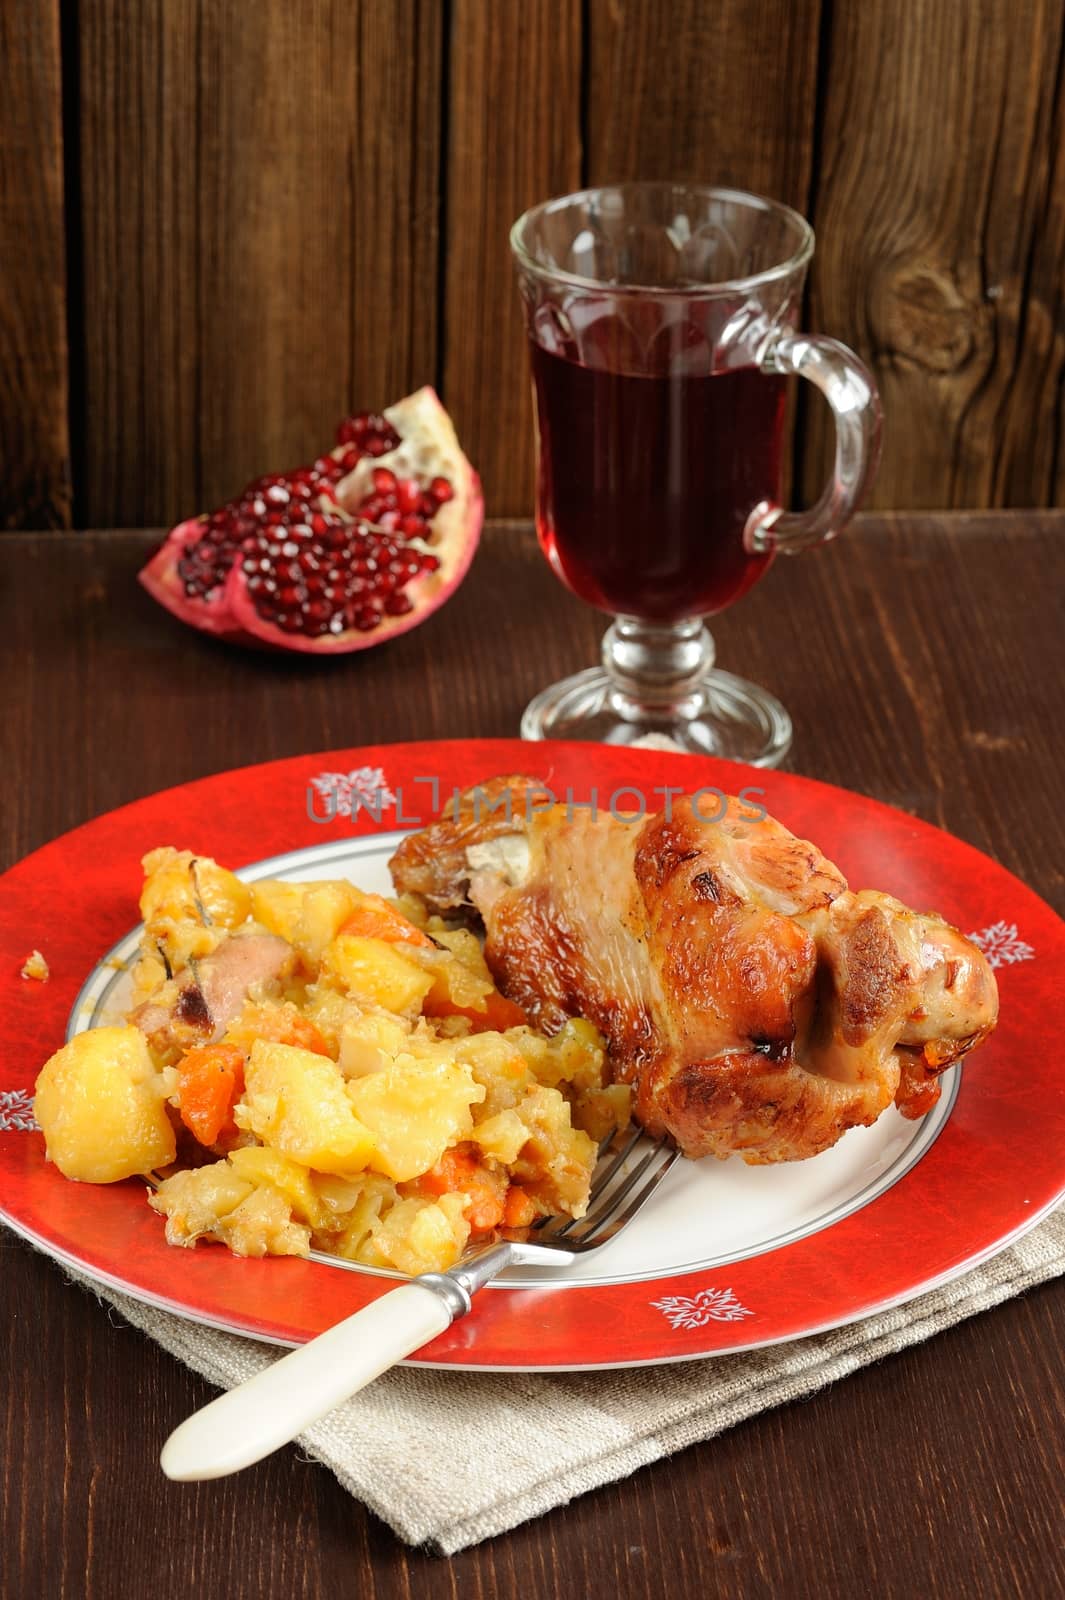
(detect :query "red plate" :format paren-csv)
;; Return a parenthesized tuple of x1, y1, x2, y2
(1, 740, 1062, 1370)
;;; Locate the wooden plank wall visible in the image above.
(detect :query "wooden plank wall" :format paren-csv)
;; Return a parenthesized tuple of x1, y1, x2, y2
(3, 0, 1065, 529)
(0, 0, 70, 529)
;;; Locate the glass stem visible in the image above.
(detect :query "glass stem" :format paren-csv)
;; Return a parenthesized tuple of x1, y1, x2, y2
(602, 616, 714, 722)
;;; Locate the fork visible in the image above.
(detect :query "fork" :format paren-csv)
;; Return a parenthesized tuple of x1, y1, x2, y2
(159, 1130, 677, 1481)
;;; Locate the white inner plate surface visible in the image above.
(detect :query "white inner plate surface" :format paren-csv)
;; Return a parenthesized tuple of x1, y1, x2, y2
(69, 833, 957, 1291)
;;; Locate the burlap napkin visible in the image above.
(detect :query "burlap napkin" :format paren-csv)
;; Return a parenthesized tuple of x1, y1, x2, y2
(54, 1206, 1064, 1554)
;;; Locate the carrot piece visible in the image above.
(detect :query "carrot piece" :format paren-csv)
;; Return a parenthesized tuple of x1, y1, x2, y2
(503, 1186, 538, 1229)
(176, 1042, 245, 1146)
(422, 988, 528, 1032)
(418, 1146, 506, 1231)
(337, 896, 434, 948)
(272, 1013, 330, 1056)
(481, 990, 528, 1030)
(235, 1003, 331, 1057)
(418, 1146, 480, 1195)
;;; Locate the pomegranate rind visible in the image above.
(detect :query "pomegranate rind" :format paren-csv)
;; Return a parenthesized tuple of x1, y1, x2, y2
(138, 518, 249, 641)
(138, 388, 483, 654)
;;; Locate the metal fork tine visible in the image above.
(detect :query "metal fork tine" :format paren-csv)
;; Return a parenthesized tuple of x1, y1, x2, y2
(563, 1142, 677, 1246)
(593, 1125, 646, 1188)
(576, 1147, 678, 1247)
(577, 1137, 665, 1230)
(539, 1135, 676, 1245)
(532, 1125, 644, 1235)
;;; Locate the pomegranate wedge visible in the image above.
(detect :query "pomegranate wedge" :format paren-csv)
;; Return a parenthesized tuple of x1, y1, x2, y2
(139, 388, 483, 652)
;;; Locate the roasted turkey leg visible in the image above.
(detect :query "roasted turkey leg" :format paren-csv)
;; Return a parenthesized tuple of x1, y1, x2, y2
(390, 779, 998, 1163)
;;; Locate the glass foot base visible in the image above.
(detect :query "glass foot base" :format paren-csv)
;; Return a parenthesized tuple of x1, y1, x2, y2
(521, 664, 792, 768)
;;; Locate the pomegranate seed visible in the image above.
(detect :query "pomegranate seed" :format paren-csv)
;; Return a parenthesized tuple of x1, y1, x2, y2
(177, 406, 449, 642)
(335, 415, 368, 447)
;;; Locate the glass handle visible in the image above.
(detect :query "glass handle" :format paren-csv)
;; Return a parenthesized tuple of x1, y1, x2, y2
(745, 333, 882, 556)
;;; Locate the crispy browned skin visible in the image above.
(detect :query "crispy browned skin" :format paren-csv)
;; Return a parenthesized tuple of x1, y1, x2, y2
(387, 775, 546, 910)
(390, 782, 999, 1164)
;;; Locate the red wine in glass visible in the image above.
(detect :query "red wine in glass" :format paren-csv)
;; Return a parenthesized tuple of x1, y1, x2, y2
(530, 340, 787, 622)
(511, 182, 881, 765)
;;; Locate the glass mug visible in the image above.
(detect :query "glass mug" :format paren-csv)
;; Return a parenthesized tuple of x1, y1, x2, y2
(510, 183, 881, 766)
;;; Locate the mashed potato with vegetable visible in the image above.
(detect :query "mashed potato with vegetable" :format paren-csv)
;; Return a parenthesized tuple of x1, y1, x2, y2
(33, 848, 630, 1275)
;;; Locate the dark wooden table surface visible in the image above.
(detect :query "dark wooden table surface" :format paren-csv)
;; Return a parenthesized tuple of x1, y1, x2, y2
(2, 515, 1063, 1599)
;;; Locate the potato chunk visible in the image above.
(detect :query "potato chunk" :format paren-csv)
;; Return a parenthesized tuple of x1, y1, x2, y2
(228, 1144, 327, 1228)
(347, 1054, 485, 1181)
(322, 934, 434, 1014)
(509, 1086, 597, 1216)
(235, 1040, 374, 1175)
(148, 1160, 254, 1244)
(141, 847, 251, 931)
(149, 1160, 310, 1256)
(250, 878, 367, 966)
(34, 1026, 176, 1182)
(362, 1194, 470, 1275)
(248, 879, 306, 944)
(140, 847, 252, 969)
(337, 1012, 410, 1078)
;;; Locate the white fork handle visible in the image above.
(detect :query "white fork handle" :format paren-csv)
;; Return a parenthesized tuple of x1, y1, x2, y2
(160, 1281, 452, 1481)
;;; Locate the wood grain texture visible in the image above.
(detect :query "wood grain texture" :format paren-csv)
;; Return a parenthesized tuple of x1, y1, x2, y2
(585, 0, 823, 506)
(9, 2, 1065, 527)
(1, 514, 1064, 1596)
(442, 0, 583, 519)
(74, 0, 442, 529)
(803, 0, 1065, 511)
(585, 0, 822, 209)
(0, 0, 70, 529)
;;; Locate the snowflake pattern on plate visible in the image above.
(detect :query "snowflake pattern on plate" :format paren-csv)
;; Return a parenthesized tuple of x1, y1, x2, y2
(308, 765, 396, 820)
(651, 1287, 754, 1328)
(0, 1090, 38, 1133)
(968, 922, 1035, 969)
